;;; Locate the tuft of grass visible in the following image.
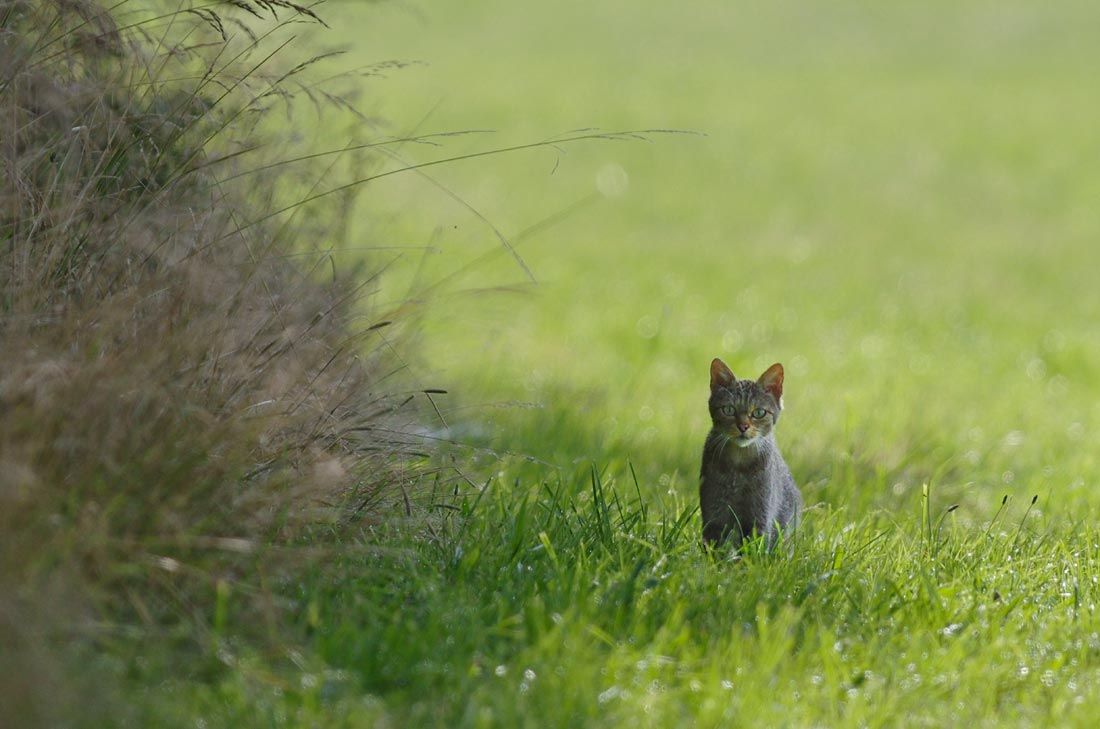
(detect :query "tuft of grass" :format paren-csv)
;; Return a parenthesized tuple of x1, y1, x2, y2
(175, 462, 1100, 727)
(0, 0, 439, 722)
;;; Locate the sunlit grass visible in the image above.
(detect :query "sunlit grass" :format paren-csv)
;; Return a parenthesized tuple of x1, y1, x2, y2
(265, 1, 1100, 725)
(162, 467, 1100, 727)
(319, 1, 1100, 519)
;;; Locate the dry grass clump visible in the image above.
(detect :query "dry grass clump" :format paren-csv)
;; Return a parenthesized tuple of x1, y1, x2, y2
(0, 0, 429, 718)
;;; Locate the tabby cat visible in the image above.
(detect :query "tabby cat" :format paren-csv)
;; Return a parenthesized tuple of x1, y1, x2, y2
(699, 358, 802, 552)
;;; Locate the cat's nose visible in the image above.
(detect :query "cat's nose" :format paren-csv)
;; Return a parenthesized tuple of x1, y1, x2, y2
(737, 421, 750, 433)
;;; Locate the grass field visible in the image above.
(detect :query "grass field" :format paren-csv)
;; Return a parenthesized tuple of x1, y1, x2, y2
(317, 0, 1100, 496)
(286, 2, 1100, 726)
(321, 0, 1100, 514)
(9, 1, 1100, 726)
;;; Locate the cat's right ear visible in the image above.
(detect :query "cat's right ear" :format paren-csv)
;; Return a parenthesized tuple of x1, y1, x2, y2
(757, 362, 784, 407)
(710, 358, 737, 390)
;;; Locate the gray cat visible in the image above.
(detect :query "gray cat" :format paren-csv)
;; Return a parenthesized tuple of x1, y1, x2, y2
(699, 358, 802, 552)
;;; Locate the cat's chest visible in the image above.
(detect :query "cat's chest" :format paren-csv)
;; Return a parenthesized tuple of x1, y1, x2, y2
(704, 457, 769, 488)
(705, 434, 767, 466)
(702, 433, 779, 484)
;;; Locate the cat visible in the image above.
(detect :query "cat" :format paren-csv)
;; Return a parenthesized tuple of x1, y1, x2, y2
(699, 358, 802, 552)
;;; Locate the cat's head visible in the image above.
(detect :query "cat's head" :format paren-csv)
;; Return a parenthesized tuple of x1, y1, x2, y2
(708, 358, 784, 447)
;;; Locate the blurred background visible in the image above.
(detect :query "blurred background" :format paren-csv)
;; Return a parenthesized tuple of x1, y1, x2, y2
(318, 0, 1100, 518)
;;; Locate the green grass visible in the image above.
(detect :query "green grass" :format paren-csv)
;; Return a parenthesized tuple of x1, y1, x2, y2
(316, 0, 1100, 521)
(258, 1, 1100, 725)
(165, 473, 1100, 727)
(382, 492, 1099, 726)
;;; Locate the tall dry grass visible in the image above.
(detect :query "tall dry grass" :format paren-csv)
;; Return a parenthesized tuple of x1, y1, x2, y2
(0, 0, 431, 721)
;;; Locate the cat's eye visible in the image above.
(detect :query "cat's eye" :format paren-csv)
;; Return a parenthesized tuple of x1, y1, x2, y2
(751, 407, 767, 419)
(718, 404, 736, 417)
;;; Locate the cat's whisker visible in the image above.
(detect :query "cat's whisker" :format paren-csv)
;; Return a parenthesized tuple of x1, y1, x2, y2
(716, 432, 731, 459)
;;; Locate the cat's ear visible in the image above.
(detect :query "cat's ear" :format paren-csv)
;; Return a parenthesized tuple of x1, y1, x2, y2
(757, 363, 784, 406)
(710, 358, 737, 390)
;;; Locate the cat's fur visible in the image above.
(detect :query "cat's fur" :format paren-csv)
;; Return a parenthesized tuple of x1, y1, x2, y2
(699, 358, 802, 552)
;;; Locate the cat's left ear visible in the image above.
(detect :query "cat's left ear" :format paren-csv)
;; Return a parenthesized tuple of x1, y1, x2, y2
(757, 363, 784, 407)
